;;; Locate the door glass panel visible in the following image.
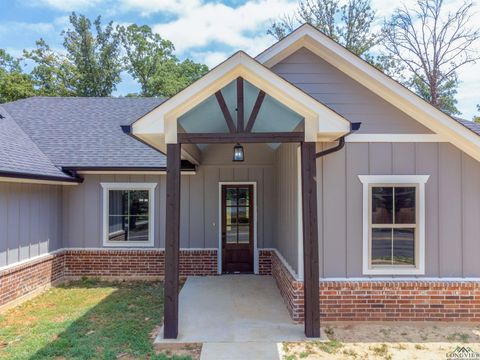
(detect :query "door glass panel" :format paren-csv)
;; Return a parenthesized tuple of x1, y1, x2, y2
(237, 207, 249, 224)
(226, 207, 237, 224)
(238, 188, 249, 205)
(393, 228, 415, 265)
(226, 188, 237, 206)
(226, 225, 237, 244)
(371, 228, 392, 265)
(238, 225, 250, 244)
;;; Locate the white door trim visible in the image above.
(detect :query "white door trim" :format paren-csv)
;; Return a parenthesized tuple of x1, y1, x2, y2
(218, 182, 258, 275)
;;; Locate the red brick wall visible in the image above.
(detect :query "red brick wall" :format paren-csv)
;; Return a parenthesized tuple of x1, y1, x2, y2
(270, 251, 480, 322)
(271, 250, 304, 322)
(258, 250, 272, 275)
(0, 249, 218, 309)
(63, 249, 218, 278)
(0, 252, 65, 309)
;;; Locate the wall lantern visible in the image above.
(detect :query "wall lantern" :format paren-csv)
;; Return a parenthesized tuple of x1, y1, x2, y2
(232, 143, 244, 162)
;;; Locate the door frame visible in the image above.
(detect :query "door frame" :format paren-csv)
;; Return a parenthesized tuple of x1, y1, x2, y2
(218, 181, 258, 275)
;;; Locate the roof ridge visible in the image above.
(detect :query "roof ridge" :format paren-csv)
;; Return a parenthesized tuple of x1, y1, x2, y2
(2, 105, 74, 179)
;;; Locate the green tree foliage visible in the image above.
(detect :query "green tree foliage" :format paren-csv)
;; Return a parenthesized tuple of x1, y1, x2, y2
(23, 39, 77, 97)
(383, 0, 480, 115)
(119, 24, 208, 97)
(0, 49, 35, 103)
(474, 105, 480, 123)
(63, 12, 122, 96)
(268, 0, 380, 58)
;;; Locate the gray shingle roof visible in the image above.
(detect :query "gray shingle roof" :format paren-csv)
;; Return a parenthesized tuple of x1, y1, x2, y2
(2, 97, 166, 169)
(0, 106, 73, 180)
(453, 117, 480, 136)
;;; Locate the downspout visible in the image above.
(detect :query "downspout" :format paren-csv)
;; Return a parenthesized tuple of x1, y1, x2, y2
(316, 122, 361, 158)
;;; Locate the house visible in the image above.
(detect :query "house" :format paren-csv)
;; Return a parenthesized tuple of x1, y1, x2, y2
(0, 24, 479, 339)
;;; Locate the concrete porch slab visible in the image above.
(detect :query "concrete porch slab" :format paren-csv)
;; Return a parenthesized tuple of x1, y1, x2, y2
(200, 342, 283, 360)
(155, 275, 310, 343)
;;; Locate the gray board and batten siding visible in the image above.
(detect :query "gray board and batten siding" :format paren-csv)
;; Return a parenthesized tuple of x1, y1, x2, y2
(62, 144, 276, 250)
(0, 182, 63, 267)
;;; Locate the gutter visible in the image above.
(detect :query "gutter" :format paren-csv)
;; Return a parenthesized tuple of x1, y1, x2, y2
(0, 170, 83, 184)
(316, 122, 361, 158)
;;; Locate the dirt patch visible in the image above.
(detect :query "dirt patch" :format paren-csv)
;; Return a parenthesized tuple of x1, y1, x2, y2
(283, 322, 480, 360)
(154, 343, 202, 360)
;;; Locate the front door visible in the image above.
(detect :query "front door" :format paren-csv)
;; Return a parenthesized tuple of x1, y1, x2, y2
(221, 184, 254, 274)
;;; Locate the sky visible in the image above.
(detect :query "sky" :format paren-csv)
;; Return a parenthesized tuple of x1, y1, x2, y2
(0, 0, 479, 119)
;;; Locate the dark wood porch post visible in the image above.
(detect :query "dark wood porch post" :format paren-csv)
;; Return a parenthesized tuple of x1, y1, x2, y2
(164, 143, 181, 339)
(301, 141, 320, 338)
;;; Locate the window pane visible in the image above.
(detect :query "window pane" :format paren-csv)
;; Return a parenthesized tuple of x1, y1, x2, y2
(238, 225, 250, 244)
(372, 228, 392, 265)
(108, 215, 128, 241)
(238, 207, 249, 224)
(226, 207, 237, 225)
(109, 190, 128, 216)
(238, 188, 249, 206)
(372, 187, 393, 224)
(129, 190, 149, 216)
(395, 187, 416, 224)
(226, 225, 237, 244)
(226, 188, 237, 206)
(128, 215, 149, 242)
(393, 228, 415, 265)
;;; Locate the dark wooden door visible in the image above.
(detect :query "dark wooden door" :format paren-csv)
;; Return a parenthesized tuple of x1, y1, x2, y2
(221, 184, 254, 274)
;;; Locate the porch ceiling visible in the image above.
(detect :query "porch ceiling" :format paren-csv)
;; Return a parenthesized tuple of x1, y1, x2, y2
(178, 78, 304, 150)
(131, 51, 350, 162)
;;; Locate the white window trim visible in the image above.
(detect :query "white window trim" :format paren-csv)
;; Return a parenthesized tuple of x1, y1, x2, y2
(101, 182, 157, 247)
(358, 175, 429, 275)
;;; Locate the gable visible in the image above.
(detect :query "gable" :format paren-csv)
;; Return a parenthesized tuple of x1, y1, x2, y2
(257, 24, 480, 162)
(272, 48, 433, 135)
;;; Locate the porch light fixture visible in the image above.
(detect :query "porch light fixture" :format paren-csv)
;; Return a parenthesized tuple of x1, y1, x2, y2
(233, 143, 244, 162)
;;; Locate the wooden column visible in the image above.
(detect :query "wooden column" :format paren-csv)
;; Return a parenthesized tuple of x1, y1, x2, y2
(301, 141, 320, 338)
(164, 143, 181, 339)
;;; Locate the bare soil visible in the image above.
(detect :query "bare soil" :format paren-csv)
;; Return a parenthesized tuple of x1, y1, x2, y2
(283, 322, 480, 360)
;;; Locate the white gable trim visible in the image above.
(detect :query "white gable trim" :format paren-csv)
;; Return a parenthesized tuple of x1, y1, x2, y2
(132, 51, 350, 149)
(256, 24, 480, 162)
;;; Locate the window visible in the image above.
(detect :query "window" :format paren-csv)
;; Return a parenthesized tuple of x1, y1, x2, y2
(358, 175, 429, 275)
(101, 183, 157, 247)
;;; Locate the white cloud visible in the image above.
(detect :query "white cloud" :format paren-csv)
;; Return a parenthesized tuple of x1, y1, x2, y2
(122, 0, 296, 54)
(190, 51, 229, 68)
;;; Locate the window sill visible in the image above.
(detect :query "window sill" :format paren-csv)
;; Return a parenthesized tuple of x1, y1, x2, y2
(363, 266, 425, 276)
(103, 241, 154, 248)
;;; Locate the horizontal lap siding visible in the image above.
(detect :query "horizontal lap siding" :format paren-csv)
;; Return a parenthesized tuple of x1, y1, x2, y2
(0, 183, 62, 268)
(272, 47, 432, 134)
(318, 142, 480, 278)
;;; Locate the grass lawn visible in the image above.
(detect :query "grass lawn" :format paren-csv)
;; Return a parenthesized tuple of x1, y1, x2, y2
(0, 279, 194, 360)
(283, 323, 480, 360)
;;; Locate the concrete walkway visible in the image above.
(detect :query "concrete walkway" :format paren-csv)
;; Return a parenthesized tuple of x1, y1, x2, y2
(155, 275, 312, 359)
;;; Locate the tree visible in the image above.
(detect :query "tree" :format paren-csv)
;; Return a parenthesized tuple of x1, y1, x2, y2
(63, 13, 122, 96)
(474, 105, 480, 123)
(23, 39, 77, 97)
(268, 0, 379, 58)
(383, 0, 480, 115)
(0, 49, 35, 103)
(119, 24, 208, 97)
